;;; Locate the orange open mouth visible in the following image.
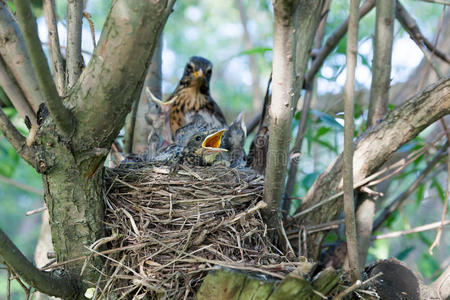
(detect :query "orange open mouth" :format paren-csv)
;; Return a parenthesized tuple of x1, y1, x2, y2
(202, 129, 227, 152)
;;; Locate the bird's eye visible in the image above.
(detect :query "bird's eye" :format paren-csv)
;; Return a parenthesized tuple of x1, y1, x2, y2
(187, 64, 194, 73)
(195, 135, 202, 141)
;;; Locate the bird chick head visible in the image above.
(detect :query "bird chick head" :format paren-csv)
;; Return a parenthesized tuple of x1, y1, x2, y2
(183, 129, 227, 166)
(181, 56, 213, 91)
(188, 129, 227, 153)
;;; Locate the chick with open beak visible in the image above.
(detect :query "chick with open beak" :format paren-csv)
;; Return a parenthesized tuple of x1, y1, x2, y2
(183, 129, 227, 166)
(151, 129, 227, 168)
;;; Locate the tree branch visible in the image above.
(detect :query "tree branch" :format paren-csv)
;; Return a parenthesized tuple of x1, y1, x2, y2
(0, 108, 36, 168)
(284, 0, 329, 209)
(71, 0, 176, 151)
(357, 0, 395, 268)
(372, 220, 450, 240)
(342, 0, 360, 280)
(43, 0, 65, 95)
(262, 0, 301, 232)
(0, 228, 78, 298)
(66, 0, 83, 89)
(0, 56, 37, 125)
(294, 77, 450, 259)
(14, 0, 74, 136)
(395, 1, 450, 64)
(0, 3, 43, 112)
(304, 0, 375, 88)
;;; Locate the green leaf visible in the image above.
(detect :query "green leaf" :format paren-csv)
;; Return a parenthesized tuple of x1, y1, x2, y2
(310, 109, 344, 130)
(313, 138, 337, 152)
(395, 246, 414, 260)
(315, 126, 331, 138)
(415, 183, 425, 206)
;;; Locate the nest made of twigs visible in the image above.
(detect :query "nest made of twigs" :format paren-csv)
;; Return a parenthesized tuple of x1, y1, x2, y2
(96, 163, 296, 299)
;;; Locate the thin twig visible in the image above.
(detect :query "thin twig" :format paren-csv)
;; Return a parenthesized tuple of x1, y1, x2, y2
(293, 134, 445, 219)
(0, 174, 43, 196)
(83, 12, 96, 48)
(419, 0, 450, 4)
(373, 145, 447, 231)
(373, 220, 450, 240)
(14, 0, 74, 136)
(42, 0, 65, 96)
(0, 108, 36, 168)
(7, 268, 11, 300)
(395, 1, 450, 64)
(25, 206, 47, 216)
(334, 272, 383, 299)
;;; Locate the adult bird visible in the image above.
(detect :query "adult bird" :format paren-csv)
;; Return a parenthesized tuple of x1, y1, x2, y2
(165, 56, 227, 137)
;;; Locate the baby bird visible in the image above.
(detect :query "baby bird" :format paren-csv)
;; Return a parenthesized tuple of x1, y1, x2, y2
(152, 129, 227, 167)
(216, 113, 247, 168)
(166, 56, 227, 137)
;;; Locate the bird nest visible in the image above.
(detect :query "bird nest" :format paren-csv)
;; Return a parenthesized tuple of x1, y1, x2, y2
(97, 163, 295, 299)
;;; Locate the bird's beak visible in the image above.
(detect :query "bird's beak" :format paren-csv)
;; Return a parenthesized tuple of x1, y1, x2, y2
(193, 69, 204, 78)
(202, 129, 227, 152)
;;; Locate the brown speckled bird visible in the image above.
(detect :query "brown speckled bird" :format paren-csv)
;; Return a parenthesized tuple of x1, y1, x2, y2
(167, 56, 227, 137)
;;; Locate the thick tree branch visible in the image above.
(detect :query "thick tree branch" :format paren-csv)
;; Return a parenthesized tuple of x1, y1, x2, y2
(66, 0, 83, 89)
(0, 57, 37, 125)
(0, 228, 78, 298)
(304, 0, 375, 88)
(43, 0, 65, 95)
(0, 108, 36, 168)
(294, 77, 450, 259)
(343, 0, 360, 279)
(367, 0, 394, 126)
(396, 1, 450, 65)
(0, 3, 43, 112)
(71, 0, 175, 151)
(14, 0, 74, 136)
(262, 0, 301, 232)
(284, 0, 329, 209)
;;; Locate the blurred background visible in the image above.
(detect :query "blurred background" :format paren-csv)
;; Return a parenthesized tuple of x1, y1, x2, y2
(1, 0, 448, 298)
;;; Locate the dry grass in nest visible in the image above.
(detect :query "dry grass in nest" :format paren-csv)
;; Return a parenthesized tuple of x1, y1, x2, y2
(93, 163, 297, 299)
